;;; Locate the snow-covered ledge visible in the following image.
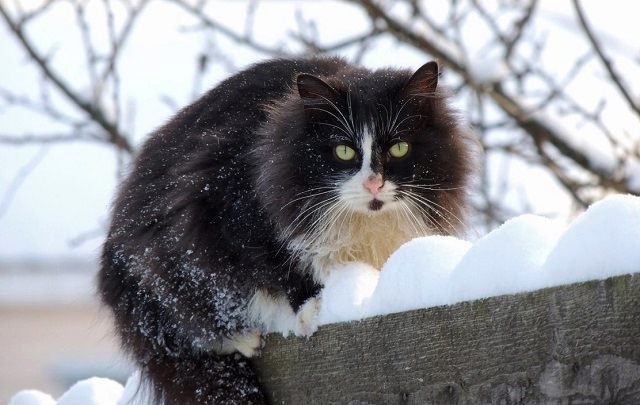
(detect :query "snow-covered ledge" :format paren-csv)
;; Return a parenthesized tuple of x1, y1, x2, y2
(254, 272, 640, 404)
(254, 195, 640, 404)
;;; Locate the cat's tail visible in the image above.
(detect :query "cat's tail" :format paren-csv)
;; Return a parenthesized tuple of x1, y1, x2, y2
(133, 352, 268, 405)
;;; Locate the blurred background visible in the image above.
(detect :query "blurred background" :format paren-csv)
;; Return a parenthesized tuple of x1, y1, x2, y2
(1, 0, 638, 401)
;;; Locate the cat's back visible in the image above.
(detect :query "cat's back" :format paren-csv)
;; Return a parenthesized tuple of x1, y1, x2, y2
(160, 57, 350, 138)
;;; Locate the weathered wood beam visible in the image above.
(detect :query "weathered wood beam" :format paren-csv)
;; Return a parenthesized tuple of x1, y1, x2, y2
(253, 273, 640, 404)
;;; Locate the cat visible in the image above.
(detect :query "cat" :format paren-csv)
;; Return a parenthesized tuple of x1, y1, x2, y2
(98, 56, 477, 404)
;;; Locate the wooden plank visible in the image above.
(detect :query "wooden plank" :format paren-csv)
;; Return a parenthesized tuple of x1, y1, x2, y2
(253, 273, 640, 404)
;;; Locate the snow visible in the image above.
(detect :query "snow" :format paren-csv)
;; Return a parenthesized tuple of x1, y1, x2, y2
(8, 391, 55, 405)
(9, 374, 142, 405)
(317, 262, 379, 324)
(56, 379, 123, 405)
(365, 236, 471, 316)
(338, 194, 638, 324)
(9, 194, 640, 404)
(541, 194, 640, 285)
(320, 194, 639, 325)
(450, 215, 565, 302)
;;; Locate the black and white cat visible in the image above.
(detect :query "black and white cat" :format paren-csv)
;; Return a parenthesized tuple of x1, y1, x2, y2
(98, 57, 476, 404)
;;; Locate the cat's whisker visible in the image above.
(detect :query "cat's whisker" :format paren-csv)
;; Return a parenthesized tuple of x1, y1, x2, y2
(295, 198, 346, 244)
(394, 202, 418, 236)
(305, 106, 355, 138)
(309, 200, 347, 243)
(388, 97, 414, 135)
(280, 205, 337, 254)
(315, 121, 353, 139)
(398, 191, 439, 228)
(409, 192, 465, 233)
(398, 190, 464, 235)
(329, 201, 353, 243)
(388, 113, 425, 135)
(377, 102, 392, 134)
(286, 194, 338, 222)
(286, 202, 345, 269)
(396, 200, 430, 237)
(280, 198, 342, 268)
(408, 92, 440, 100)
(346, 88, 357, 135)
(281, 187, 337, 210)
(403, 183, 465, 192)
(399, 193, 445, 234)
(282, 196, 340, 240)
(310, 92, 358, 139)
(327, 95, 356, 137)
(290, 185, 336, 197)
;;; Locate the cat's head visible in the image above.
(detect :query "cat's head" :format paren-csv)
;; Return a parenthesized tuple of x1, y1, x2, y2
(254, 60, 477, 240)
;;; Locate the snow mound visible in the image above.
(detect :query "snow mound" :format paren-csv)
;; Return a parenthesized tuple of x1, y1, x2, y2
(317, 262, 379, 324)
(8, 391, 55, 405)
(10, 194, 640, 404)
(317, 194, 640, 326)
(366, 235, 471, 316)
(9, 373, 144, 405)
(449, 214, 565, 303)
(541, 194, 640, 285)
(56, 378, 123, 405)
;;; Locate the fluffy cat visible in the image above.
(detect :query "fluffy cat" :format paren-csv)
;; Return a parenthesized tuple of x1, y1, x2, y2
(98, 56, 476, 404)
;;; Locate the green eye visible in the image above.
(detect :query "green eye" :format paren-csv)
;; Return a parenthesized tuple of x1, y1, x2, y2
(389, 141, 409, 158)
(335, 144, 356, 161)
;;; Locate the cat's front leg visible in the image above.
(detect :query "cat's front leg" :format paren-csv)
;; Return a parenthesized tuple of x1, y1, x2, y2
(294, 296, 321, 337)
(215, 331, 263, 357)
(248, 288, 322, 338)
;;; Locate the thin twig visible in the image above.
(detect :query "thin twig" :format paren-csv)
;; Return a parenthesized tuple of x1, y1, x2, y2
(0, 147, 49, 220)
(0, 4, 133, 152)
(168, 0, 290, 57)
(572, 0, 640, 116)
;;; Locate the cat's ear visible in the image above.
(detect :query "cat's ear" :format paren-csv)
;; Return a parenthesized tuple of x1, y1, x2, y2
(401, 61, 439, 101)
(296, 74, 339, 106)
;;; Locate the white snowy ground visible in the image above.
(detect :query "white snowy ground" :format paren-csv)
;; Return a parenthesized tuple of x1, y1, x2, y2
(10, 194, 640, 405)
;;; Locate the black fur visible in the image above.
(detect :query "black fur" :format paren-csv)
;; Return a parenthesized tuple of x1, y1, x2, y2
(98, 57, 476, 404)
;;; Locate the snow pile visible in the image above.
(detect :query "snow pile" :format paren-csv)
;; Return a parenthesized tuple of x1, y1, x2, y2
(9, 373, 146, 405)
(318, 193, 640, 324)
(10, 194, 640, 405)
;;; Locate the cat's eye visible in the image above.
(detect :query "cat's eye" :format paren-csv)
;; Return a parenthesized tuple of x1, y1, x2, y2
(389, 141, 410, 158)
(335, 144, 356, 161)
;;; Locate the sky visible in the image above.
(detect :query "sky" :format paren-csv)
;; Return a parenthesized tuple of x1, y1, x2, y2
(1, 1, 638, 264)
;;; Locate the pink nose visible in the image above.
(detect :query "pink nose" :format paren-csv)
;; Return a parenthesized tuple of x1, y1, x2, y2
(363, 175, 384, 195)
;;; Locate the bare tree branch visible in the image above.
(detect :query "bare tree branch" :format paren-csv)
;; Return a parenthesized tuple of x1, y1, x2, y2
(0, 146, 48, 219)
(0, 3, 133, 152)
(168, 0, 290, 57)
(572, 0, 640, 117)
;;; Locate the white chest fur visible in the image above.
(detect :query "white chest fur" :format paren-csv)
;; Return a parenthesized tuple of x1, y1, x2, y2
(290, 205, 432, 284)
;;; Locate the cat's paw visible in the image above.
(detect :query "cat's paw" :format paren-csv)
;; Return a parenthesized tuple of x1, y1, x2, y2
(234, 331, 263, 357)
(294, 297, 321, 338)
(216, 331, 263, 357)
